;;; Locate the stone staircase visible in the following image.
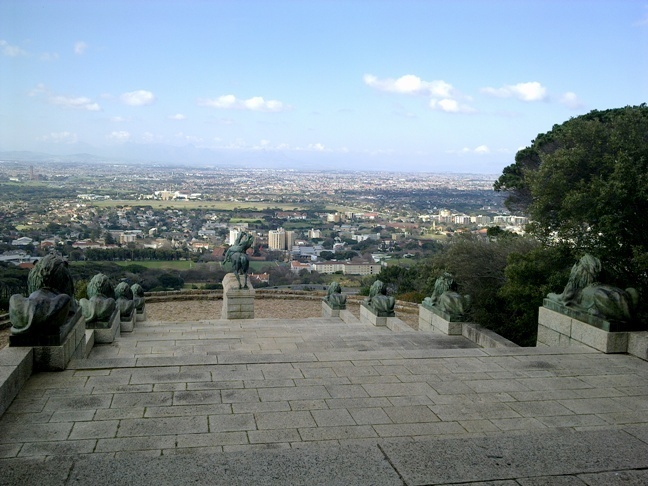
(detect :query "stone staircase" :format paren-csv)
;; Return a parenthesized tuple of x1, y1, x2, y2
(2, 315, 648, 484)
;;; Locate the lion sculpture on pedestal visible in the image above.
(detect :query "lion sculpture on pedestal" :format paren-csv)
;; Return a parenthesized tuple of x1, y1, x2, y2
(9, 254, 76, 336)
(422, 272, 471, 321)
(79, 273, 116, 323)
(546, 254, 639, 323)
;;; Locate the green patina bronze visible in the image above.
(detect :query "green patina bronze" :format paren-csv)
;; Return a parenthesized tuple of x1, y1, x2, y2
(9, 254, 76, 337)
(324, 281, 347, 310)
(79, 273, 116, 323)
(422, 272, 471, 322)
(364, 280, 395, 317)
(545, 254, 640, 331)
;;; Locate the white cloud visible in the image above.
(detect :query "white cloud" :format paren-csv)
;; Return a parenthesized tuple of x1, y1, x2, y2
(198, 94, 287, 112)
(40, 52, 59, 61)
(559, 91, 584, 109)
(0, 40, 27, 57)
(74, 41, 88, 55)
(447, 145, 491, 155)
(38, 131, 78, 144)
(50, 95, 100, 111)
(108, 131, 131, 142)
(366, 73, 476, 113)
(120, 90, 156, 106)
(307, 143, 325, 152)
(364, 74, 454, 97)
(110, 116, 127, 122)
(28, 83, 48, 96)
(169, 113, 186, 120)
(481, 81, 547, 101)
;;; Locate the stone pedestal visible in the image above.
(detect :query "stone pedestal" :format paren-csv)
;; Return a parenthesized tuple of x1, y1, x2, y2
(221, 273, 255, 319)
(360, 303, 390, 326)
(418, 305, 463, 335)
(85, 308, 120, 344)
(9, 309, 86, 371)
(537, 305, 629, 353)
(322, 300, 345, 318)
(120, 310, 136, 333)
(136, 306, 146, 322)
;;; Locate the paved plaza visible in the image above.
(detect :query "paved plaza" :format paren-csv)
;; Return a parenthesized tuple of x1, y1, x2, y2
(2, 315, 648, 484)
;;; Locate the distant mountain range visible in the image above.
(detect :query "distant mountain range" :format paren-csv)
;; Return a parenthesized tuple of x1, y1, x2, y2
(0, 143, 501, 174)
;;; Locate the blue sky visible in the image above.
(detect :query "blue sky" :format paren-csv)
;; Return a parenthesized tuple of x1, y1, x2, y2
(1, 0, 647, 173)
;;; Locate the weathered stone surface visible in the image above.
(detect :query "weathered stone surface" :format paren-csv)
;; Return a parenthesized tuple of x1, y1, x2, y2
(538, 306, 633, 353)
(360, 303, 388, 326)
(120, 310, 136, 333)
(322, 300, 340, 318)
(221, 273, 255, 319)
(418, 305, 462, 335)
(87, 307, 120, 344)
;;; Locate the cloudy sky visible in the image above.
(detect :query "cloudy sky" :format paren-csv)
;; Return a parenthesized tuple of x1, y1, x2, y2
(1, 0, 646, 173)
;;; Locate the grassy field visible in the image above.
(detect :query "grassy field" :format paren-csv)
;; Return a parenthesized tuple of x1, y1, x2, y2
(89, 199, 365, 214)
(108, 259, 281, 273)
(113, 260, 195, 270)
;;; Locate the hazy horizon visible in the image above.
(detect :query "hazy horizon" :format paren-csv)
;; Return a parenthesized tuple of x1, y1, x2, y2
(2, 1, 646, 174)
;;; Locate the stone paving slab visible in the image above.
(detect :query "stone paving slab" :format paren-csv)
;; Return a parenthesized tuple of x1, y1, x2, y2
(3, 429, 648, 485)
(2, 315, 648, 484)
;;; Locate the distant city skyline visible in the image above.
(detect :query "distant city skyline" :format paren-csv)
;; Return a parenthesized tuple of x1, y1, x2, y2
(1, 0, 646, 173)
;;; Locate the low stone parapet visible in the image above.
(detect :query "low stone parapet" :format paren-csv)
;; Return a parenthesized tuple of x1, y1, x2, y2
(537, 306, 629, 353)
(322, 300, 345, 318)
(221, 273, 255, 319)
(418, 305, 463, 335)
(120, 310, 136, 332)
(359, 303, 390, 326)
(86, 308, 121, 344)
(0, 346, 32, 417)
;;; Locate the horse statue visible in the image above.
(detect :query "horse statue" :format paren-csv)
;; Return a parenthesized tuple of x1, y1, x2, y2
(224, 231, 255, 289)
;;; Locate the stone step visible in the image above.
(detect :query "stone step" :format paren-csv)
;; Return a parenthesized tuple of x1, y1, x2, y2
(3, 428, 648, 485)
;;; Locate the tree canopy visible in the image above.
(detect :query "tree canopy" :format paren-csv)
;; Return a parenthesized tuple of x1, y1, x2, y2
(494, 105, 648, 289)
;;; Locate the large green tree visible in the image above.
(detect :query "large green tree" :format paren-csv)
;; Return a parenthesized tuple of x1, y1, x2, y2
(494, 105, 648, 290)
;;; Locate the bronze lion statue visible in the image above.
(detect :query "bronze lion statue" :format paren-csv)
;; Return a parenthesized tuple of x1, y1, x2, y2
(365, 280, 395, 315)
(324, 281, 346, 309)
(422, 272, 471, 321)
(9, 254, 76, 336)
(80, 273, 116, 322)
(547, 254, 639, 323)
(114, 281, 135, 318)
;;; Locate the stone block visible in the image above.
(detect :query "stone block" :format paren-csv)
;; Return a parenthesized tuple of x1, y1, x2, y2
(84, 330, 95, 358)
(536, 324, 562, 347)
(29, 312, 86, 371)
(627, 332, 648, 361)
(462, 323, 517, 348)
(538, 306, 572, 335)
(340, 309, 359, 324)
(322, 300, 340, 318)
(221, 273, 254, 320)
(360, 304, 387, 327)
(0, 347, 33, 417)
(136, 306, 147, 322)
(418, 305, 433, 332)
(386, 317, 414, 332)
(87, 307, 121, 344)
(419, 305, 462, 335)
(120, 310, 136, 333)
(570, 318, 628, 353)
